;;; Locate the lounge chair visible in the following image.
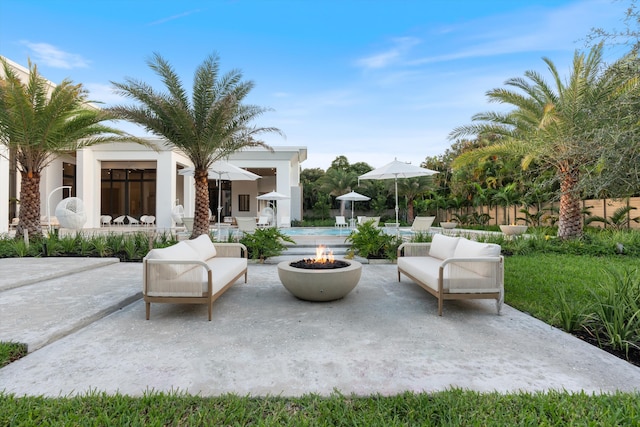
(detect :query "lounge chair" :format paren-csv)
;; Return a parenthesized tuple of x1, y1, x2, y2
(141, 215, 155, 227)
(236, 217, 257, 236)
(335, 216, 348, 228)
(257, 216, 271, 228)
(410, 216, 435, 234)
(279, 216, 291, 228)
(367, 216, 380, 227)
(100, 215, 112, 227)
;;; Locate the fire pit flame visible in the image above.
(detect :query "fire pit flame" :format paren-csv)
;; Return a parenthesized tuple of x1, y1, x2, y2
(289, 245, 349, 270)
(314, 245, 334, 263)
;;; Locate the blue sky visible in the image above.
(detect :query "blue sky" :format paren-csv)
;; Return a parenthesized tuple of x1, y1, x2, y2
(0, 0, 631, 170)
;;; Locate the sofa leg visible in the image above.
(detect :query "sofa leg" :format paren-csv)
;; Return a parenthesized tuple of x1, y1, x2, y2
(438, 298, 443, 316)
(208, 304, 212, 321)
(145, 302, 150, 320)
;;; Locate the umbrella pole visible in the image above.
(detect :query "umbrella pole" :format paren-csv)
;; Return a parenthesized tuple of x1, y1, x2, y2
(394, 177, 399, 225)
(395, 177, 400, 237)
(217, 176, 222, 240)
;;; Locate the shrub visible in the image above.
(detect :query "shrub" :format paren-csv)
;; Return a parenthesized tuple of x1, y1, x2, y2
(587, 268, 640, 359)
(239, 227, 296, 261)
(346, 222, 402, 260)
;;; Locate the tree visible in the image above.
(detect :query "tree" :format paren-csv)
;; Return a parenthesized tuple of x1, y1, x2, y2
(0, 58, 141, 240)
(318, 167, 357, 216)
(396, 176, 433, 223)
(588, 0, 640, 53)
(450, 44, 640, 239)
(300, 168, 325, 211)
(109, 53, 281, 237)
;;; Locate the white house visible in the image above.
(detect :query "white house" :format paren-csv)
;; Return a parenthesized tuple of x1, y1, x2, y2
(0, 56, 307, 233)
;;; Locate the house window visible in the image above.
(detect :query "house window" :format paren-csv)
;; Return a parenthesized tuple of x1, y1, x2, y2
(238, 194, 250, 212)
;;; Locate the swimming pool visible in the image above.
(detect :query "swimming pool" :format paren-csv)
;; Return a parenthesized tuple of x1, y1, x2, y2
(280, 227, 412, 236)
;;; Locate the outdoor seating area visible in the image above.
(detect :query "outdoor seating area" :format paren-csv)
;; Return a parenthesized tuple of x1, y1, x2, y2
(2, 256, 639, 398)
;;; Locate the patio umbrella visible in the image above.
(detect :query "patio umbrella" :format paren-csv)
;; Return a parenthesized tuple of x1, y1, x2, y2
(336, 191, 371, 225)
(256, 191, 290, 227)
(358, 159, 437, 228)
(179, 162, 261, 237)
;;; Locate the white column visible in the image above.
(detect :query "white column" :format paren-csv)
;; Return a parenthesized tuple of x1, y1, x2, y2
(77, 148, 99, 228)
(183, 175, 195, 217)
(155, 153, 175, 229)
(275, 162, 291, 223)
(0, 145, 9, 233)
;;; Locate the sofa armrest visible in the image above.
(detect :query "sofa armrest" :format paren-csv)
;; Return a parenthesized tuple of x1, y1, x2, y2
(212, 243, 248, 259)
(440, 256, 503, 266)
(144, 258, 213, 296)
(397, 242, 432, 258)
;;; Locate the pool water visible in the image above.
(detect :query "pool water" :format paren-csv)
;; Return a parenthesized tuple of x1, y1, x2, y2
(281, 227, 352, 236)
(280, 227, 412, 236)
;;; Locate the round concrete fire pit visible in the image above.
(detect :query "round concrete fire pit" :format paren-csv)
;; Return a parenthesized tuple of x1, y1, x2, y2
(277, 260, 362, 302)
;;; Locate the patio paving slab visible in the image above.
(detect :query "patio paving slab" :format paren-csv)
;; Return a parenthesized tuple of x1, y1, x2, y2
(0, 259, 639, 397)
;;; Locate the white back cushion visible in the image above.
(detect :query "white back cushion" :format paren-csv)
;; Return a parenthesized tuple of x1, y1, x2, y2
(184, 234, 217, 261)
(452, 238, 501, 276)
(429, 234, 460, 260)
(146, 241, 199, 279)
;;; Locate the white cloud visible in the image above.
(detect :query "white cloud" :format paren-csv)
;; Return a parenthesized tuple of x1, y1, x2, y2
(147, 9, 203, 26)
(20, 41, 90, 69)
(410, 0, 624, 66)
(355, 37, 421, 69)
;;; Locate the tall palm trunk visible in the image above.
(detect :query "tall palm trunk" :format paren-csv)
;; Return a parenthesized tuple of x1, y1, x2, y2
(407, 199, 415, 223)
(16, 171, 43, 239)
(558, 167, 583, 239)
(193, 170, 211, 238)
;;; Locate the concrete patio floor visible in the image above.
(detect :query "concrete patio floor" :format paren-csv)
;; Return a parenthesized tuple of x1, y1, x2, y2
(1, 256, 639, 397)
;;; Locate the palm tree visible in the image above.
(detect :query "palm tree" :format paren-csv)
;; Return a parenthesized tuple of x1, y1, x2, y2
(450, 44, 639, 239)
(318, 168, 357, 216)
(492, 183, 522, 225)
(109, 53, 281, 237)
(397, 176, 433, 223)
(0, 58, 141, 239)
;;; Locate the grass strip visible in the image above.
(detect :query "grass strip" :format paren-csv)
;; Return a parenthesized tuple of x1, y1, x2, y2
(1, 389, 639, 425)
(0, 342, 27, 368)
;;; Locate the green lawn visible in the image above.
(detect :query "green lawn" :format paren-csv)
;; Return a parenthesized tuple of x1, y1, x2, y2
(504, 253, 637, 323)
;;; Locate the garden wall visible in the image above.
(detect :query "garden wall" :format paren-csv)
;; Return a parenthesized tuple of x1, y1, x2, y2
(445, 197, 640, 229)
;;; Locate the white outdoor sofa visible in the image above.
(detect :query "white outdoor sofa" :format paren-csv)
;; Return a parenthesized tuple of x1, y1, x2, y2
(143, 235, 248, 320)
(397, 233, 504, 316)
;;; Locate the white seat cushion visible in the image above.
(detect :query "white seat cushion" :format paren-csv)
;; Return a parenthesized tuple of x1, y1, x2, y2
(203, 257, 247, 294)
(398, 256, 498, 293)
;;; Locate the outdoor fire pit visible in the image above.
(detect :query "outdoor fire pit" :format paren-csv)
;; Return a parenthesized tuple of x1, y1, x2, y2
(277, 245, 362, 302)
